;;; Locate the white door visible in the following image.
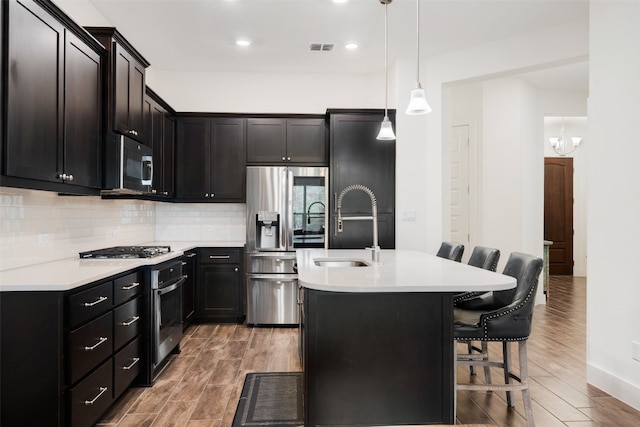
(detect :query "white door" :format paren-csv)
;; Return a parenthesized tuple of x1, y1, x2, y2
(450, 125, 470, 252)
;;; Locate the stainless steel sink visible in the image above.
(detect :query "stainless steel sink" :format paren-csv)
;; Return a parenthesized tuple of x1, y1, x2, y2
(313, 258, 370, 267)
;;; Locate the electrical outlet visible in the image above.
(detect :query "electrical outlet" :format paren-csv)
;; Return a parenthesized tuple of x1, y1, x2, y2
(632, 341, 640, 362)
(37, 233, 49, 244)
(111, 227, 120, 237)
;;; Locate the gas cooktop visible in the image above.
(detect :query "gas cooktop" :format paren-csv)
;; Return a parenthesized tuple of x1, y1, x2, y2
(79, 246, 171, 259)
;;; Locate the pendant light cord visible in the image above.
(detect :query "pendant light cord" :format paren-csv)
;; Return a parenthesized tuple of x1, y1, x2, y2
(415, 0, 420, 83)
(384, 2, 389, 117)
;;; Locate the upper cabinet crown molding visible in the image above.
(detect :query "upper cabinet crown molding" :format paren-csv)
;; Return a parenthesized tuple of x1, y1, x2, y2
(83, 26, 150, 68)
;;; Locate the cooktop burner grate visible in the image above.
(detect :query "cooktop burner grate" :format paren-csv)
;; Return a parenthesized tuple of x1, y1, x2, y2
(79, 246, 171, 259)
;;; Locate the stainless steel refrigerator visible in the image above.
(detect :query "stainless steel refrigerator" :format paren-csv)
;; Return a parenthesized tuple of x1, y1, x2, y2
(246, 166, 328, 325)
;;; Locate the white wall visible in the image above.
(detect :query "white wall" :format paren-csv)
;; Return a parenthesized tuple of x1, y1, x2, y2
(586, 0, 640, 410)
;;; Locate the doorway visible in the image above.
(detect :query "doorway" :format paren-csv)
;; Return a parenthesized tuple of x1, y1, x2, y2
(544, 157, 574, 275)
(450, 125, 470, 252)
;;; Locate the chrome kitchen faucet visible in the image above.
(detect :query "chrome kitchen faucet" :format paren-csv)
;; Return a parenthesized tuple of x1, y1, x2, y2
(336, 184, 380, 263)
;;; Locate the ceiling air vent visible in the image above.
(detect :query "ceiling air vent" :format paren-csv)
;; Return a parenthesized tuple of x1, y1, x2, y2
(309, 43, 334, 52)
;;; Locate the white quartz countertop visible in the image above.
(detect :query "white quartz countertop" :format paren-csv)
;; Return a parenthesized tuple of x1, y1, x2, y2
(0, 241, 245, 292)
(297, 249, 516, 293)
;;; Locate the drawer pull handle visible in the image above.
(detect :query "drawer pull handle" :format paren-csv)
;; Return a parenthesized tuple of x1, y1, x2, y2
(122, 357, 140, 370)
(84, 387, 108, 406)
(84, 337, 108, 351)
(83, 296, 108, 307)
(121, 282, 140, 290)
(209, 255, 230, 259)
(120, 316, 140, 327)
(187, 253, 197, 258)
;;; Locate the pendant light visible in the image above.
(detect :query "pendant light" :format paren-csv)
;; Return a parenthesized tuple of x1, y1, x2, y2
(406, 0, 431, 115)
(376, 0, 396, 141)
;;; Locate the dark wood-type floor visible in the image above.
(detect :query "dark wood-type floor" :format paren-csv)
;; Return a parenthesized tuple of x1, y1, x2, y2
(97, 276, 640, 426)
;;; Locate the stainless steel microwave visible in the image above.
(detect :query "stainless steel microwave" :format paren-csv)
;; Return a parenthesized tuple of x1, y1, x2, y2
(102, 135, 153, 195)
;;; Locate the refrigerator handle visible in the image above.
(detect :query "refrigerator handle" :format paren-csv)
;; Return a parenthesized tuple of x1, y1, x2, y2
(286, 170, 294, 249)
(280, 168, 287, 250)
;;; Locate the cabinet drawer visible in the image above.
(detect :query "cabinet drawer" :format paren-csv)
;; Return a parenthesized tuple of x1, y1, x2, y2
(68, 312, 113, 384)
(114, 271, 143, 305)
(69, 358, 113, 427)
(68, 281, 113, 328)
(114, 336, 141, 399)
(199, 248, 241, 264)
(113, 297, 141, 350)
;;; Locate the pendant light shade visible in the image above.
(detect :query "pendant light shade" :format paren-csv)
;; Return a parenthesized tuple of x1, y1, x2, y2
(406, 84, 432, 115)
(405, 0, 431, 115)
(377, 0, 395, 141)
(377, 116, 396, 140)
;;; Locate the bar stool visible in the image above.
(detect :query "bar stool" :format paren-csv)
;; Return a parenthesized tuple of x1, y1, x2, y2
(454, 246, 501, 305)
(436, 241, 464, 262)
(454, 252, 543, 427)
(453, 245, 500, 378)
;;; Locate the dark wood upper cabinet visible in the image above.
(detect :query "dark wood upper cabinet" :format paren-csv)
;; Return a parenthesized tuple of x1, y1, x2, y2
(63, 32, 102, 189)
(247, 117, 327, 165)
(176, 116, 246, 202)
(145, 88, 175, 197)
(328, 110, 396, 249)
(85, 27, 150, 144)
(2, 0, 103, 192)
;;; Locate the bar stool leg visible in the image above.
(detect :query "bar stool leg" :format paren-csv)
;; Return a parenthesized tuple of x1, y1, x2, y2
(519, 340, 535, 427)
(467, 341, 476, 376)
(481, 341, 492, 385)
(502, 341, 515, 406)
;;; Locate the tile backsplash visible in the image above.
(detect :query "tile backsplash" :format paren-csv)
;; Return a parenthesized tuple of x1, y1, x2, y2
(155, 202, 246, 242)
(0, 187, 246, 271)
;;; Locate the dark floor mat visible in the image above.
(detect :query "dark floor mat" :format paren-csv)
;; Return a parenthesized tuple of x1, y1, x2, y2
(232, 372, 304, 427)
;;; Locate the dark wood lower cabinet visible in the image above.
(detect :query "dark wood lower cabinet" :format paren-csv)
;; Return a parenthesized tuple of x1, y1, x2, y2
(0, 270, 146, 427)
(303, 289, 455, 426)
(182, 250, 197, 328)
(196, 247, 245, 323)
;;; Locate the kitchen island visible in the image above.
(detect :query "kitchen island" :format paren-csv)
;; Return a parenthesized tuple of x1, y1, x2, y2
(296, 249, 516, 426)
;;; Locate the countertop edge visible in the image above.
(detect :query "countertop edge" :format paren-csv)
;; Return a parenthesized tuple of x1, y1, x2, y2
(0, 241, 246, 292)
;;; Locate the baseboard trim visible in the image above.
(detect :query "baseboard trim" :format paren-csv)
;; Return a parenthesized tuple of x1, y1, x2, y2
(587, 362, 640, 411)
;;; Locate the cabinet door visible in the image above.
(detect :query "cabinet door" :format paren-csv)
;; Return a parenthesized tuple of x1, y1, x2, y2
(149, 98, 164, 193)
(162, 114, 176, 197)
(114, 44, 145, 141)
(246, 118, 286, 164)
(63, 32, 102, 188)
(6, 0, 64, 182)
(210, 118, 246, 201)
(182, 251, 197, 326)
(176, 117, 210, 198)
(129, 61, 146, 141)
(197, 265, 243, 321)
(286, 118, 327, 164)
(329, 112, 396, 248)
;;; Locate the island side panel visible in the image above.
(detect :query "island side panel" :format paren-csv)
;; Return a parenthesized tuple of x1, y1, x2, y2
(304, 289, 455, 426)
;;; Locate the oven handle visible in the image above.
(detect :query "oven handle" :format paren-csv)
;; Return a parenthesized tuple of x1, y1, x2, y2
(157, 276, 186, 295)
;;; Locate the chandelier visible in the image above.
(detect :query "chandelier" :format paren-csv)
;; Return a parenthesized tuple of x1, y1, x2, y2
(549, 117, 582, 156)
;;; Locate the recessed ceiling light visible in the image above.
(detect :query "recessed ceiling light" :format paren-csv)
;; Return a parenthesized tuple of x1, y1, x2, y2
(236, 39, 251, 47)
(333, 0, 349, 3)
(345, 43, 358, 50)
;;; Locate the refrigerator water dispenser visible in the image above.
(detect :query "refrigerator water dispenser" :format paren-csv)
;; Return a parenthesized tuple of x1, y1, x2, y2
(256, 211, 279, 249)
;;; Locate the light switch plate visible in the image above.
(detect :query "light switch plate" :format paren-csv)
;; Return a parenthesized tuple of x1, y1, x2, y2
(401, 210, 417, 221)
